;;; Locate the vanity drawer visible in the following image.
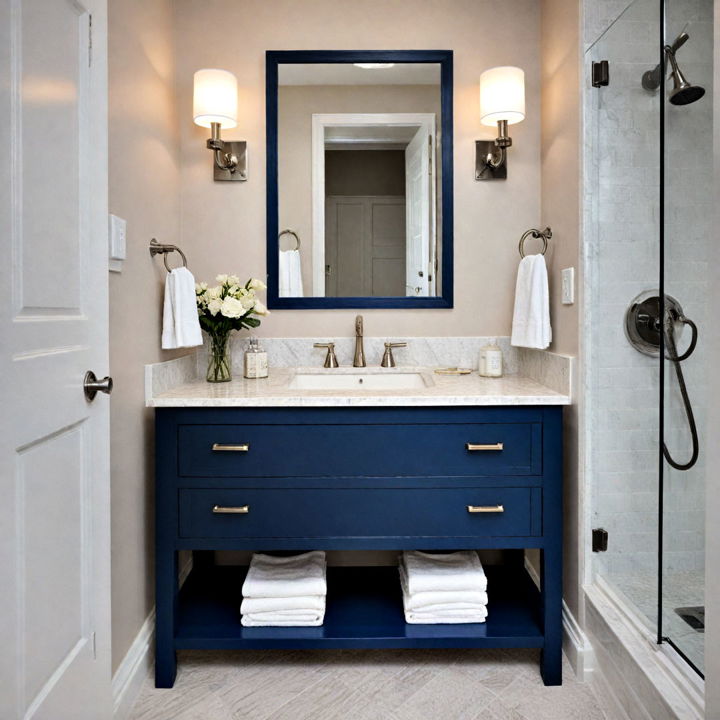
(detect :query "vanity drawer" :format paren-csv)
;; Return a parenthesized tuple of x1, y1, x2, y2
(177, 422, 541, 478)
(178, 487, 541, 539)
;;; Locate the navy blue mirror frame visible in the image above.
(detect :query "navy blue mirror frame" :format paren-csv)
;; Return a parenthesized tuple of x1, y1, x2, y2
(266, 50, 454, 309)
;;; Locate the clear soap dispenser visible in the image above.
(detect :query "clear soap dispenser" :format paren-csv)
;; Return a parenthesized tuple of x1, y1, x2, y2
(478, 343, 503, 378)
(243, 337, 269, 379)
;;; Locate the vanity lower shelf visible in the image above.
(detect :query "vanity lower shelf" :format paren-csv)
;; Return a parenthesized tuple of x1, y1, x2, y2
(175, 564, 543, 649)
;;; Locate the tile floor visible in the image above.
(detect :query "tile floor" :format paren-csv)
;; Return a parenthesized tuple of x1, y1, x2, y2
(129, 648, 616, 720)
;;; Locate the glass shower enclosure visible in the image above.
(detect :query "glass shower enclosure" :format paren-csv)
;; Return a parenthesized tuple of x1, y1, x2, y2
(586, 0, 711, 677)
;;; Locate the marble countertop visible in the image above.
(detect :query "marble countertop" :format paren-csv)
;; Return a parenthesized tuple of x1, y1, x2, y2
(146, 366, 571, 407)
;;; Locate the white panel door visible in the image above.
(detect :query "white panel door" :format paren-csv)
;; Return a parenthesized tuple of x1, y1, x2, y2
(404, 124, 435, 297)
(0, 1, 111, 719)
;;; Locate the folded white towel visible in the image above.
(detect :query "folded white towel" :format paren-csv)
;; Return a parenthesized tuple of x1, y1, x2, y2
(402, 590, 487, 624)
(240, 595, 325, 615)
(510, 253, 552, 349)
(161, 267, 203, 349)
(241, 610, 325, 627)
(403, 610, 487, 624)
(399, 565, 488, 610)
(242, 551, 326, 599)
(401, 551, 487, 595)
(279, 249, 304, 297)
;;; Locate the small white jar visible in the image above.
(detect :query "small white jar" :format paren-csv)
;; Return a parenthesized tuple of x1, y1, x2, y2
(478, 343, 503, 378)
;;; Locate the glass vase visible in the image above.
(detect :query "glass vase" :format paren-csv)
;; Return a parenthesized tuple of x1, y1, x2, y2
(206, 331, 232, 383)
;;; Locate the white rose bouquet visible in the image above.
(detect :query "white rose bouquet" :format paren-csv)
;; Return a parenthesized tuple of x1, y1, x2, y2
(195, 275, 269, 382)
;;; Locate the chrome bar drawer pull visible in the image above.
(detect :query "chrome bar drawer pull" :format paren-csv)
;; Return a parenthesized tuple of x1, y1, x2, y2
(212, 443, 250, 452)
(467, 505, 505, 513)
(212, 505, 249, 514)
(465, 442, 504, 451)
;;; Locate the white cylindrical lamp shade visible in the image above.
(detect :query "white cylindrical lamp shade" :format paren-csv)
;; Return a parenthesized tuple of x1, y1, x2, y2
(193, 69, 238, 128)
(479, 66, 525, 126)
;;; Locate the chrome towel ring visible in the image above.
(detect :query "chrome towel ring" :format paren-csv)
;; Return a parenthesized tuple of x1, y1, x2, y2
(149, 238, 188, 272)
(518, 227, 552, 258)
(278, 228, 301, 251)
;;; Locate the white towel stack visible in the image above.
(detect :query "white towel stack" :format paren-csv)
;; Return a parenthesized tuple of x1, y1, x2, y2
(399, 551, 488, 624)
(240, 551, 327, 627)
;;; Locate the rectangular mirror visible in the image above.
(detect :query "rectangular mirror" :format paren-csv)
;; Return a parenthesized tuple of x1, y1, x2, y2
(266, 51, 453, 309)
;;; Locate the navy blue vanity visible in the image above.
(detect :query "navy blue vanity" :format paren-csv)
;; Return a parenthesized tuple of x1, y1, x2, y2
(155, 405, 563, 687)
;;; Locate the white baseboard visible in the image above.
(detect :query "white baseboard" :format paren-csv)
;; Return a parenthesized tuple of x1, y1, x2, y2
(112, 555, 194, 719)
(112, 610, 155, 720)
(523, 557, 595, 681)
(561, 598, 595, 681)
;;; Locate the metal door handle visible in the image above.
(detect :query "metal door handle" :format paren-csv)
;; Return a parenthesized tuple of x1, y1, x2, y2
(84, 371, 113, 401)
(212, 443, 250, 452)
(467, 505, 504, 513)
(212, 505, 249, 514)
(465, 443, 504, 451)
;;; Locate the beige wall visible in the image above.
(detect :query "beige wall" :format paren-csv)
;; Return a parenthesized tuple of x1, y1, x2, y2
(278, 83, 439, 291)
(108, 0, 185, 673)
(540, 0, 582, 621)
(173, 0, 542, 337)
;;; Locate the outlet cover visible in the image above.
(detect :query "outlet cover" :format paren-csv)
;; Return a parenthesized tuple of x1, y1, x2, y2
(561, 267, 575, 305)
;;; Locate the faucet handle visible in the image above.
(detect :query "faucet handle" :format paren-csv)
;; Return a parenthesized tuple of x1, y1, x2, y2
(380, 342, 407, 368)
(313, 342, 339, 368)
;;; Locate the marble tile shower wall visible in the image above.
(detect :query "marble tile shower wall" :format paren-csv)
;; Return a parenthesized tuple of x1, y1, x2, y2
(662, 0, 712, 573)
(586, 0, 711, 581)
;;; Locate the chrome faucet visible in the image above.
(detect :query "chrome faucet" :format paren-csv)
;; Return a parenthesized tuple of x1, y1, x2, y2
(353, 315, 366, 367)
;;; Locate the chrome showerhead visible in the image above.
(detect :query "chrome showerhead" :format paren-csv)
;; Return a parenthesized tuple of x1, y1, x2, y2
(665, 46, 706, 105)
(640, 31, 705, 106)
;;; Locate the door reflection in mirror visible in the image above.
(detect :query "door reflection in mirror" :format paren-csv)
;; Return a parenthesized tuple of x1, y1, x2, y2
(277, 63, 441, 298)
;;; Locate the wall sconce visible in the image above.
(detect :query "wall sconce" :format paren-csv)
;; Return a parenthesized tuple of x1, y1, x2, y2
(475, 66, 525, 181)
(193, 68, 247, 182)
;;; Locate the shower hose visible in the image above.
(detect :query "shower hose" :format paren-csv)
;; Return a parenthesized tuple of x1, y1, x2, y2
(663, 316, 699, 471)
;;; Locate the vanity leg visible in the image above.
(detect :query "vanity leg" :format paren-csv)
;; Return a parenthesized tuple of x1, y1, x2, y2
(155, 550, 178, 688)
(540, 547, 562, 686)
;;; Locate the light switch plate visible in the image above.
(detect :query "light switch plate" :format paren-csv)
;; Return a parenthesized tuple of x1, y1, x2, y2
(109, 214, 127, 272)
(562, 267, 575, 305)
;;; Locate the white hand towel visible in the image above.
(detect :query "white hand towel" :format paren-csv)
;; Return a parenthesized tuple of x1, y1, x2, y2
(399, 565, 488, 610)
(402, 590, 487, 624)
(240, 595, 326, 615)
(241, 611, 325, 627)
(401, 551, 487, 595)
(403, 609, 487, 624)
(510, 254, 552, 349)
(161, 267, 203, 349)
(279, 249, 304, 297)
(242, 551, 326, 599)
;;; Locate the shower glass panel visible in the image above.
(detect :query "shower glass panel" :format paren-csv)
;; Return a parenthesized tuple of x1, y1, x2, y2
(588, 0, 711, 678)
(661, 0, 711, 677)
(587, 0, 662, 641)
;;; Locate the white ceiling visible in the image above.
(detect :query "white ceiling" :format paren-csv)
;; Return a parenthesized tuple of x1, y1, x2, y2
(278, 63, 440, 86)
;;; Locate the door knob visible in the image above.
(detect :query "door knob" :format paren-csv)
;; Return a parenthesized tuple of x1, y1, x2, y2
(84, 371, 113, 401)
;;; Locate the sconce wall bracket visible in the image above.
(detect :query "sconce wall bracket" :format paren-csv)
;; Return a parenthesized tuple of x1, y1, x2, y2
(475, 140, 507, 181)
(209, 139, 248, 182)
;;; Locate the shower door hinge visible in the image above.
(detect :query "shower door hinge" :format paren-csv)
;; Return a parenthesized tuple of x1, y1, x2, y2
(592, 60, 609, 88)
(592, 528, 609, 552)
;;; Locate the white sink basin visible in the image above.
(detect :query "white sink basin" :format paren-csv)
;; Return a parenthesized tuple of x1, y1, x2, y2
(288, 370, 433, 391)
